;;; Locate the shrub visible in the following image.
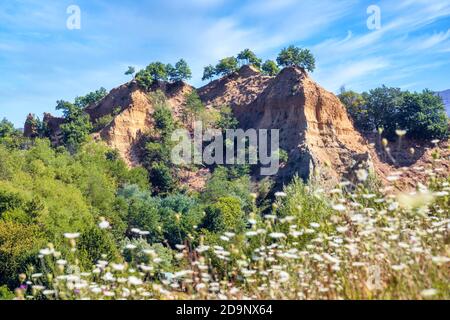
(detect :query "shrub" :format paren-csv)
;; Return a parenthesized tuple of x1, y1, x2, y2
(261, 60, 280, 76)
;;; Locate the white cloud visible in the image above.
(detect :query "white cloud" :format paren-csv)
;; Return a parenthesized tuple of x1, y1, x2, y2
(315, 58, 390, 92)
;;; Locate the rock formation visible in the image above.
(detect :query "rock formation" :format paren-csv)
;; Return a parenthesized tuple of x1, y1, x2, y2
(26, 66, 379, 187)
(199, 66, 370, 186)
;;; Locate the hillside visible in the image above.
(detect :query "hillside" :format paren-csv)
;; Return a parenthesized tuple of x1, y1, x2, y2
(438, 89, 450, 116)
(24, 66, 449, 190)
(199, 66, 370, 186)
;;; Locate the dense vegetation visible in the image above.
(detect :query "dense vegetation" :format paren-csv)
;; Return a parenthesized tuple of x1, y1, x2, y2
(0, 47, 448, 300)
(202, 46, 314, 81)
(0, 114, 260, 298)
(135, 59, 192, 91)
(339, 86, 449, 140)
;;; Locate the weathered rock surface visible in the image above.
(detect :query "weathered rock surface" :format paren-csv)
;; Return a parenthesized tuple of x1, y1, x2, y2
(199, 66, 370, 186)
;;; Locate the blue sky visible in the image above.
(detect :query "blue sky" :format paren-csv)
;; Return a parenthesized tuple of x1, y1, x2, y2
(1, 0, 449, 126)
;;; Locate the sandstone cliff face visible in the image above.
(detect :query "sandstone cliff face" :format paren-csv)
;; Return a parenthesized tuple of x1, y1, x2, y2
(199, 66, 370, 186)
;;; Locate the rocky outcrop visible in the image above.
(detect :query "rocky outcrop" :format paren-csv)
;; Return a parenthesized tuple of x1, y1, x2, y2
(199, 66, 370, 186)
(93, 81, 194, 166)
(27, 65, 373, 187)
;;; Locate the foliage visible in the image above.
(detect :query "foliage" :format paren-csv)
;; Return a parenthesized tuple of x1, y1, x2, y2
(237, 49, 262, 68)
(341, 86, 449, 139)
(150, 162, 176, 195)
(0, 137, 150, 290)
(338, 88, 371, 132)
(92, 114, 114, 132)
(0, 285, 14, 300)
(202, 167, 253, 212)
(74, 88, 108, 109)
(168, 59, 192, 82)
(216, 106, 239, 130)
(202, 65, 216, 81)
(183, 90, 206, 124)
(0, 221, 45, 287)
(125, 66, 136, 77)
(261, 60, 280, 76)
(56, 100, 93, 152)
(150, 91, 176, 138)
(201, 196, 245, 233)
(276, 45, 316, 72)
(215, 57, 239, 77)
(397, 89, 448, 139)
(136, 60, 192, 90)
(16, 161, 450, 300)
(0, 118, 20, 139)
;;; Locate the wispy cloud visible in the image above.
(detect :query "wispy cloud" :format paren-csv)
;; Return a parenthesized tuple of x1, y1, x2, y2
(0, 0, 449, 126)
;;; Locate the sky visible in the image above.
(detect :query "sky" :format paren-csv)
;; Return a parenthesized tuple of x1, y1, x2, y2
(0, 0, 449, 126)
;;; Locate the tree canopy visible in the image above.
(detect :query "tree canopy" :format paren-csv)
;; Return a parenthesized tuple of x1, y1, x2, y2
(276, 45, 316, 72)
(135, 59, 192, 90)
(339, 86, 449, 139)
(237, 49, 262, 68)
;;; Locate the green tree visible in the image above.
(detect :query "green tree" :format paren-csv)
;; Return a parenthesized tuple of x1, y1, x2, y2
(135, 69, 154, 91)
(0, 221, 45, 287)
(398, 89, 448, 139)
(78, 226, 120, 265)
(56, 100, 93, 152)
(276, 45, 316, 72)
(74, 88, 108, 109)
(0, 119, 19, 139)
(338, 88, 371, 132)
(153, 104, 175, 138)
(150, 162, 176, 194)
(216, 106, 239, 130)
(261, 60, 280, 76)
(125, 66, 136, 77)
(146, 62, 169, 82)
(363, 86, 403, 137)
(135, 62, 169, 90)
(184, 91, 205, 123)
(237, 49, 262, 68)
(159, 194, 202, 247)
(215, 57, 239, 77)
(202, 65, 216, 81)
(201, 197, 245, 233)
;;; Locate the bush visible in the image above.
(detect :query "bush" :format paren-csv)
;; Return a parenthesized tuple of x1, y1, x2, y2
(92, 114, 114, 131)
(150, 162, 176, 194)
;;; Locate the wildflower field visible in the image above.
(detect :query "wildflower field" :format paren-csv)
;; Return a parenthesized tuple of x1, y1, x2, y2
(15, 156, 449, 300)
